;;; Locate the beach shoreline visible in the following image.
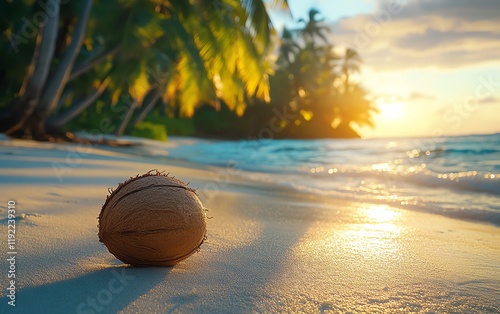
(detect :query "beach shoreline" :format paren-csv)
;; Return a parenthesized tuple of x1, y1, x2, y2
(0, 138, 499, 313)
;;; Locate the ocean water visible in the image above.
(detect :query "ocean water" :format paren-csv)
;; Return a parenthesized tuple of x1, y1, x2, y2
(167, 133, 500, 226)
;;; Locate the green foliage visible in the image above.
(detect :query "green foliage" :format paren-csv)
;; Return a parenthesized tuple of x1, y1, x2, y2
(185, 8, 378, 139)
(0, 1, 37, 103)
(65, 99, 120, 132)
(193, 104, 242, 138)
(143, 115, 195, 137)
(65, 97, 195, 138)
(0, 0, 289, 138)
(267, 9, 377, 138)
(0, 1, 377, 140)
(71, 6, 374, 141)
(129, 122, 167, 141)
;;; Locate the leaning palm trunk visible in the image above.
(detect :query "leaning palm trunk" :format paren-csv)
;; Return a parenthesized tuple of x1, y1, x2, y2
(30, 0, 94, 136)
(0, 0, 60, 134)
(18, 25, 43, 97)
(68, 46, 119, 82)
(343, 70, 350, 93)
(115, 100, 139, 136)
(47, 76, 111, 128)
(132, 90, 161, 127)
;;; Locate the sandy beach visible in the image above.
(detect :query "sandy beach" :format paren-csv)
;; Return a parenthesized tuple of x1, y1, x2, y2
(1, 137, 499, 313)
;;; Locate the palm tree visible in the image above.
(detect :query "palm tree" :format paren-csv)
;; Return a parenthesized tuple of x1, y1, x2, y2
(269, 9, 377, 138)
(0, 0, 61, 135)
(0, 0, 289, 139)
(111, 0, 290, 135)
(298, 9, 329, 44)
(30, 0, 94, 135)
(340, 48, 361, 93)
(336, 85, 379, 130)
(277, 27, 300, 66)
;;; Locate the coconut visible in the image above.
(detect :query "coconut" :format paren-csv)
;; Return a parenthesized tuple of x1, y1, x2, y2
(98, 170, 206, 267)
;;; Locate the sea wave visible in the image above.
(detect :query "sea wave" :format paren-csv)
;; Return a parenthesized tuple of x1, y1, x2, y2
(241, 168, 500, 226)
(303, 164, 500, 196)
(165, 134, 500, 226)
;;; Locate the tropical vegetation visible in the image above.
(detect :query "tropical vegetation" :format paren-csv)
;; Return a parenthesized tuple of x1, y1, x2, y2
(0, 1, 377, 141)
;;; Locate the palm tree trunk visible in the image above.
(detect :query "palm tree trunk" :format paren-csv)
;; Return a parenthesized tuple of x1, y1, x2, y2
(33, 0, 93, 135)
(115, 100, 138, 136)
(68, 46, 119, 82)
(132, 90, 161, 126)
(48, 76, 111, 127)
(54, 88, 73, 112)
(344, 71, 349, 93)
(26, 0, 60, 98)
(19, 24, 44, 96)
(0, 0, 60, 134)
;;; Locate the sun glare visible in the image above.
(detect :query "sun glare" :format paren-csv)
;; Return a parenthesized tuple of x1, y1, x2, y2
(293, 205, 404, 263)
(360, 205, 401, 224)
(378, 103, 405, 119)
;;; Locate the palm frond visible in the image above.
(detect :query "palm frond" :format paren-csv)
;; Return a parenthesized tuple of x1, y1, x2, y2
(128, 64, 150, 104)
(176, 51, 214, 117)
(241, 0, 275, 53)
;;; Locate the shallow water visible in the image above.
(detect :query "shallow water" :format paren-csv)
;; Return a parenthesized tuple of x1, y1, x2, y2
(166, 133, 500, 226)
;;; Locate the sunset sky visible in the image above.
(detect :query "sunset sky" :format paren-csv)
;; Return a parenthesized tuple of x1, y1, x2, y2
(270, 0, 500, 138)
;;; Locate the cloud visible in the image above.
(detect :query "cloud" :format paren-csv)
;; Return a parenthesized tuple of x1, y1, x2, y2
(375, 93, 404, 103)
(407, 92, 434, 100)
(435, 95, 499, 115)
(375, 91, 435, 103)
(387, 0, 500, 23)
(480, 96, 500, 105)
(329, 0, 500, 70)
(395, 29, 499, 52)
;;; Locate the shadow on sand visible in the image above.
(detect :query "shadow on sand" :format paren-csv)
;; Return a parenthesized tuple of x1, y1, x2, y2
(0, 266, 170, 314)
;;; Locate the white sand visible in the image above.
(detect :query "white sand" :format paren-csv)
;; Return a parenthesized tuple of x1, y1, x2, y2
(0, 137, 499, 313)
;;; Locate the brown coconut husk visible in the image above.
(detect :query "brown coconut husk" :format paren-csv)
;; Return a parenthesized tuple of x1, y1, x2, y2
(98, 170, 206, 267)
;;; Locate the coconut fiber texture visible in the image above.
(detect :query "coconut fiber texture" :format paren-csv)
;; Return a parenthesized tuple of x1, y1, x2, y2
(98, 171, 206, 267)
